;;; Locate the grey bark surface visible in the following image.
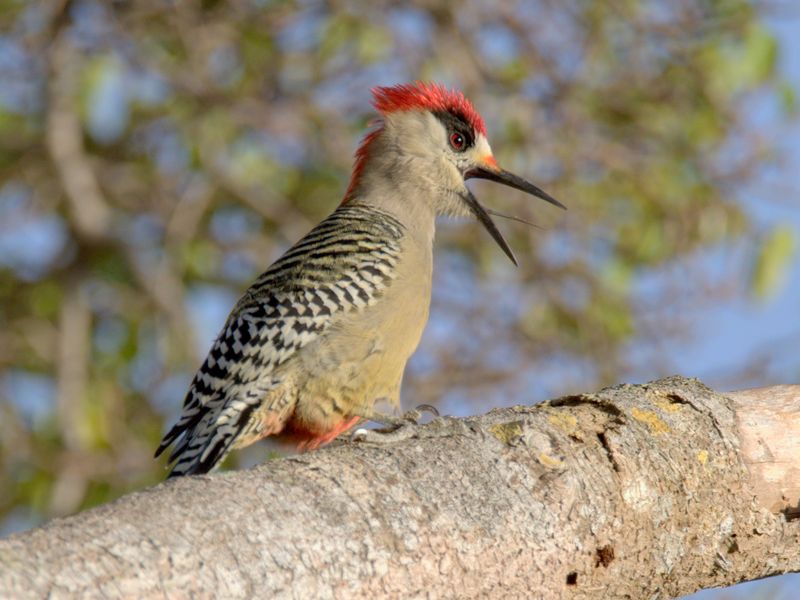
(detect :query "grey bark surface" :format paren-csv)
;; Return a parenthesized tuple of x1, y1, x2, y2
(1, 376, 798, 599)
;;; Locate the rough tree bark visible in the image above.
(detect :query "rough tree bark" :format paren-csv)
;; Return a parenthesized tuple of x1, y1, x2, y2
(0, 376, 798, 599)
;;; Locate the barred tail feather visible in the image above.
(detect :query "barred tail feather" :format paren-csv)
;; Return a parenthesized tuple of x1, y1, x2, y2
(166, 401, 260, 477)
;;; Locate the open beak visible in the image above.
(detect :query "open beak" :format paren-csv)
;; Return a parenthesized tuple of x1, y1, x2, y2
(462, 160, 565, 266)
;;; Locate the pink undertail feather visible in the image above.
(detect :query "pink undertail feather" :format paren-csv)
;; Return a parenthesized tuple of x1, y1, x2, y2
(287, 416, 363, 452)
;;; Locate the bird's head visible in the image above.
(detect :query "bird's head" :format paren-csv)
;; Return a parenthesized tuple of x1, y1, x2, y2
(344, 81, 565, 265)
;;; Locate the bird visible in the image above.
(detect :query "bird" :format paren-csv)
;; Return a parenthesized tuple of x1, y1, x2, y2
(155, 81, 564, 477)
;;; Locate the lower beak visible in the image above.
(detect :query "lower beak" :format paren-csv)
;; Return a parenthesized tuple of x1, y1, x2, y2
(459, 188, 519, 266)
(461, 165, 565, 266)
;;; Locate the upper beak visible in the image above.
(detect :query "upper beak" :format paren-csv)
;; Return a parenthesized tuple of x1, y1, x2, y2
(465, 163, 566, 210)
(461, 160, 565, 266)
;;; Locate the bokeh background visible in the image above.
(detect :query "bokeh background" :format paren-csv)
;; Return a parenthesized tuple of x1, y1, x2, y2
(0, 1, 798, 597)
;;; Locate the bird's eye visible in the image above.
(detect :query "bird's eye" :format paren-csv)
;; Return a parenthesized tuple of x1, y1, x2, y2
(449, 132, 465, 151)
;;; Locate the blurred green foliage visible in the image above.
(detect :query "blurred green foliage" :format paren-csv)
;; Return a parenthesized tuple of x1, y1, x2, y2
(0, 0, 794, 537)
(752, 224, 796, 300)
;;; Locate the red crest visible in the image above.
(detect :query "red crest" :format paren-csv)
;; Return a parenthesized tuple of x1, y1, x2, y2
(371, 81, 486, 135)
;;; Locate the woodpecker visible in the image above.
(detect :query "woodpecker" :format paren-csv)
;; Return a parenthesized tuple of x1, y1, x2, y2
(155, 82, 564, 477)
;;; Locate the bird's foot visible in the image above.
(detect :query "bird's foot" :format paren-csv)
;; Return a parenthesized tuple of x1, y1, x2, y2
(369, 404, 439, 427)
(350, 425, 416, 444)
(350, 404, 440, 444)
(400, 403, 440, 424)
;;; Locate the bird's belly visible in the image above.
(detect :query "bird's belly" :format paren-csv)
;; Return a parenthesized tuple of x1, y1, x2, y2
(287, 274, 431, 441)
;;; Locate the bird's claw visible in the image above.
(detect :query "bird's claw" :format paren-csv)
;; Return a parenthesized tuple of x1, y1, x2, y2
(349, 404, 441, 445)
(350, 427, 371, 443)
(401, 403, 440, 424)
(350, 424, 417, 445)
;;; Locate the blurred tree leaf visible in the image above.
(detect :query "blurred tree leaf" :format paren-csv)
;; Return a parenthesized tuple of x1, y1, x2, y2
(751, 224, 797, 301)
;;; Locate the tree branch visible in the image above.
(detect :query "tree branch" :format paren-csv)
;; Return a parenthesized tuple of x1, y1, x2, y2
(1, 377, 798, 599)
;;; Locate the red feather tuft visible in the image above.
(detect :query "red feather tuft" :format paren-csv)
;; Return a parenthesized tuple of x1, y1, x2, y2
(371, 81, 486, 135)
(343, 125, 383, 201)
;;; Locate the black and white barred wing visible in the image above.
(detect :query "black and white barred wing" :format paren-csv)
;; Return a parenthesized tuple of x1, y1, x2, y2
(155, 204, 405, 476)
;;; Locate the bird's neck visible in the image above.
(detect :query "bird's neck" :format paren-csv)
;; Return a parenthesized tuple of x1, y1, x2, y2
(344, 144, 438, 249)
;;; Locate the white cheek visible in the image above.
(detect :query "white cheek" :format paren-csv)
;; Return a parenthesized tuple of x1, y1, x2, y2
(474, 134, 492, 158)
(458, 135, 493, 172)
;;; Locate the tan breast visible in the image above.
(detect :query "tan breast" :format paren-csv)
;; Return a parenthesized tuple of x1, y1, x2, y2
(288, 231, 433, 433)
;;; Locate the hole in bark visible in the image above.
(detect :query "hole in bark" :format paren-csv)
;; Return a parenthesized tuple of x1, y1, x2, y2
(782, 505, 800, 521)
(666, 393, 688, 404)
(551, 395, 585, 406)
(595, 545, 615, 567)
(727, 539, 739, 554)
(597, 432, 620, 472)
(550, 396, 625, 419)
(566, 572, 578, 585)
